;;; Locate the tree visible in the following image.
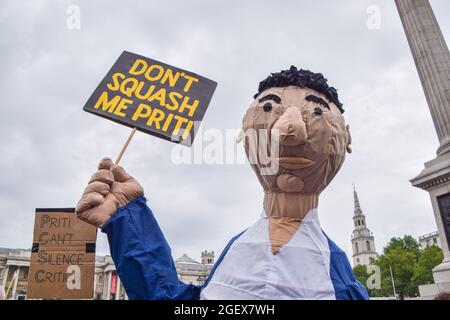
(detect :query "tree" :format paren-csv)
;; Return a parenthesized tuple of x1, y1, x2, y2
(412, 245, 443, 287)
(352, 264, 382, 297)
(384, 236, 421, 259)
(364, 235, 443, 299)
(353, 264, 369, 285)
(372, 247, 418, 299)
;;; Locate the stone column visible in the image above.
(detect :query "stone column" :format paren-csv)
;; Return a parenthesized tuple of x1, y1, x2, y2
(93, 273, 97, 299)
(101, 272, 107, 299)
(115, 276, 121, 300)
(396, 0, 450, 155)
(396, 0, 450, 297)
(1, 265, 9, 288)
(105, 271, 112, 300)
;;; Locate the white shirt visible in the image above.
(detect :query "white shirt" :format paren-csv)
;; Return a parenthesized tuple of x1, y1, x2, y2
(200, 209, 336, 300)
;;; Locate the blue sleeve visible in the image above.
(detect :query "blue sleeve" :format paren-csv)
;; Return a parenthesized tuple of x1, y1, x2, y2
(324, 233, 370, 300)
(101, 196, 201, 300)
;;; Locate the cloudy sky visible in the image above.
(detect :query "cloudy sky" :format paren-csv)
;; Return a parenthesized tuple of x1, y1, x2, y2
(1, 0, 449, 263)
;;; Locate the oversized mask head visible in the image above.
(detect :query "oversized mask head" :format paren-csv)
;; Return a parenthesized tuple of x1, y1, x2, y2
(239, 66, 352, 253)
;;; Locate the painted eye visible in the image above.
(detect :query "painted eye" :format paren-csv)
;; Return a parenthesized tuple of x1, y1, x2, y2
(313, 107, 323, 115)
(263, 103, 273, 112)
(306, 95, 330, 110)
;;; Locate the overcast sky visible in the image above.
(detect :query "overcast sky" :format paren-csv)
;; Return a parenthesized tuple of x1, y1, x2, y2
(1, 0, 449, 264)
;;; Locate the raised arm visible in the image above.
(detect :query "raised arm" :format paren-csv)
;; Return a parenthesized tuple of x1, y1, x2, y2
(75, 158, 200, 300)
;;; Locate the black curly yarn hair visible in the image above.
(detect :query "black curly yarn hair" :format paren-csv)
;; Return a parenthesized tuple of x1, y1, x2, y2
(254, 66, 344, 113)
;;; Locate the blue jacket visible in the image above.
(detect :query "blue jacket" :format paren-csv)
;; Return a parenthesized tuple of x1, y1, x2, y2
(102, 196, 369, 300)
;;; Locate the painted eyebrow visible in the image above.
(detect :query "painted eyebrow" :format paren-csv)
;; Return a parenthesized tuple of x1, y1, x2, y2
(305, 95, 330, 109)
(259, 94, 281, 104)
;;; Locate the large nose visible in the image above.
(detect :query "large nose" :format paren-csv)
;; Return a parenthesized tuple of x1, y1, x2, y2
(272, 107, 307, 146)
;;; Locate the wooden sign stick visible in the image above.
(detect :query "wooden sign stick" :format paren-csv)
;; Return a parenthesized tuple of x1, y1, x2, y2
(5, 270, 17, 300)
(115, 127, 137, 165)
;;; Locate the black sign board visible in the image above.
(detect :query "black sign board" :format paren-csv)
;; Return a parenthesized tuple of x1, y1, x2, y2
(437, 193, 450, 250)
(83, 51, 217, 146)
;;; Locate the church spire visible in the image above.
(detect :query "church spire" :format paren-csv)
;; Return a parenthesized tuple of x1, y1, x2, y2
(351, 185, 377, 266)
(353, 184, 362, 216)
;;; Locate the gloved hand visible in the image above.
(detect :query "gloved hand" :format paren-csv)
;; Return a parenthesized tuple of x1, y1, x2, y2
(75, 157, 144, 228)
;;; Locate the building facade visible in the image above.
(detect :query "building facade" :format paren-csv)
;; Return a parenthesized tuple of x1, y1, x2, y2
(351, 186, 377, 266)
(175, 251, 214, 286)
(0, 248, 214, 300)
(419, 231, 442, 250)
(0, 248, 30, 300)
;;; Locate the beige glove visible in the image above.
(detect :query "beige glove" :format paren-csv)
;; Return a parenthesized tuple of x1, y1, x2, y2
(75, 157, 144, 228)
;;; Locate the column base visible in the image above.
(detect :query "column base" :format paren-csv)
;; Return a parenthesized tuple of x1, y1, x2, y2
(420, 258, 450, 299)
(432, 257, 450, 284)
(412, 154, 450, 299)
(419, 283, 450, 299)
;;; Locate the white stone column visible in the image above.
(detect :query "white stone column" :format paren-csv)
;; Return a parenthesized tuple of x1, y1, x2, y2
(93, 273, 97, 299)
(105, 271, 112, 300)
(115, 276, 121, 300)
(101, 272, 107, 299)
(396, 0, 450, 155)
(11, 268, 19, 300)
(1, 265, 9, 288)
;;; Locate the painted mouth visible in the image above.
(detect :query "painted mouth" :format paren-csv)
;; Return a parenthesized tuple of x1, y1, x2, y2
(277, 156, 316, 169)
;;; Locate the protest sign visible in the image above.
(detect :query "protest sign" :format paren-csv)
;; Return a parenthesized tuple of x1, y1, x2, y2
(83, 51, 217, 147)
(27, 208, 97, 299)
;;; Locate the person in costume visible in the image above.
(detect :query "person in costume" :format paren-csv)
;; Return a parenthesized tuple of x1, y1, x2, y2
(75, 66, 369, 300)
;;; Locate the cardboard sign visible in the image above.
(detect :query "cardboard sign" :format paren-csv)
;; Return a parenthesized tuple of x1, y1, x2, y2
(27, 208, 97, 299)
(83, 51, 217, 146)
